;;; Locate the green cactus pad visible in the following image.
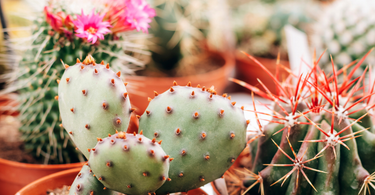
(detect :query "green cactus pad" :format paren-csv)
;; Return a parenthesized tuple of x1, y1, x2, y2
(69, 165, 117, 195)
(139, 83, 247, 193)
(88, 132, 170, 195)
(58, 56, 132, 158)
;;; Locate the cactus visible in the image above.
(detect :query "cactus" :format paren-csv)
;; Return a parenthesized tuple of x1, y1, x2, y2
(148, 0, 233, 73)
(58, 55, 247, 194)
(88, 132, 170, 195)
(58, 55, 132, 159)
(139, 83, 248, 193)
(232, 1, 315, 59)
(11, 1, 154, 164)
(69, 165, 117, 195)
(228, 51, 375, 195)
(311, 0, 375, 71)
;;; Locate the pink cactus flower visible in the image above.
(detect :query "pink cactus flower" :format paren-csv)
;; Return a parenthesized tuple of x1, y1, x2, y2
(44, 6, 64, 32)
(104, 0, 155, 33)
(124, 0, 156, 33)
(73, 10, 112, 44)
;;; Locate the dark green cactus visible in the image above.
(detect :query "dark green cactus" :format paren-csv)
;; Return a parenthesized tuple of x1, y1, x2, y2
(139, 83, 248, 193)
(58, 55, 132, 159)
(14, 6, 146, 164)
(148, 0, 233, 72)
(232, 1, 315, 58)
(229, 52, 375, 195)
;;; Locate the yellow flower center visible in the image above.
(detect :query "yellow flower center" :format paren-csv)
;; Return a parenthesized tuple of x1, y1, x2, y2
(86, 27, 97, 34)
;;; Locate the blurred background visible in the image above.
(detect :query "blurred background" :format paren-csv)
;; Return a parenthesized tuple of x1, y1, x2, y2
(0, 0, 374, 194)
(0, 0, 373, 161)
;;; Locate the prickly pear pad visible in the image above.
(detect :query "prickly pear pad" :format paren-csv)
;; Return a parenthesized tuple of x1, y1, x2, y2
(69, 165, 117, 195)
(88, 132, 170, 195)
(58, 58, 132, 158)
(140, 84, 247, 193)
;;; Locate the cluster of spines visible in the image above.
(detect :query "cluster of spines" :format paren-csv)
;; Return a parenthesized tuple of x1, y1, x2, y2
(227, 51, 375, 195)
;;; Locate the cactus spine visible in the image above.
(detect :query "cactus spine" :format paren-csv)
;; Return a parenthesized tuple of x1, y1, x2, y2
(229, 51, 375, 195)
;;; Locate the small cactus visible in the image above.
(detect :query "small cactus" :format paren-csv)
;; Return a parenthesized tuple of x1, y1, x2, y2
(58, 55, 132, 158)
(139, 83, 248, 193)
(88, 132, 170, 195)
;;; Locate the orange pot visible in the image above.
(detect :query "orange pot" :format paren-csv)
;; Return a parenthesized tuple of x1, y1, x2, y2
(234, 51, 290, 95)
(16, 167, 209, 195)
(0, 158, 84, 195)
(125, 51, 235, 115)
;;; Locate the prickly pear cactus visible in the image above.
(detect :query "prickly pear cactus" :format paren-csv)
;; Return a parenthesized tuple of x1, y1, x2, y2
(139, 82, 248, 193)
(88, 131, 170, 195)
(69, 165, 117, 195)
(228, 52, 375, 195)
(58, 55, 132, 159)
(312, 0, 375, 70)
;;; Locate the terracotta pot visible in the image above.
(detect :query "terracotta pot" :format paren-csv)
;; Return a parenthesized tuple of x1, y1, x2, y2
(125, 51, 235, 115)
(234, 51, 290, 95)
(15, 167, 81, 195)
(0, 158, 84, 195)
(16, 167, 209, 195)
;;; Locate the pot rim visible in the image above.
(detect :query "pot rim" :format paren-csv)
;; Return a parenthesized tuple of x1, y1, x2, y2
(15, 167, 81, 195)
(0, 157, 85, 169)
(125, 50, 235, 81)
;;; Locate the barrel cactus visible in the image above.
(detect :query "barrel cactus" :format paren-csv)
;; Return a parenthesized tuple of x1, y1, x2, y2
(229, 51, 375, 195)
(12, 0, 154, 164)
(311, 0, 375, 71)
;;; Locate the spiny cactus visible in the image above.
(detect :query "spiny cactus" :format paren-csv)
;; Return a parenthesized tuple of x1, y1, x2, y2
(228, 51, 375, 195)
(88, 131, 170, 195)
(232, 1, 315, 58)
(148, 0, 233, 73)
(311, 0, 375, 71)
(69, 165, 117, 195)
(59, 55, 247, 194)
(139, 83, 248, 193)
(58, 55, 133, 159)
(12, 1, 154, 164)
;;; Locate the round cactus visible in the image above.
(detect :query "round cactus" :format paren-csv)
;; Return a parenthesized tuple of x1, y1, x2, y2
(69, 165, 117, 195)
(311, 0, 375, 70)
(88, 131, 170, 195)
(58, 55, 133, 158)
(139, 82, 248, 194)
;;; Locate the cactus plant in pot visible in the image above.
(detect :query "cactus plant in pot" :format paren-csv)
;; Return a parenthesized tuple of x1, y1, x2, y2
(52, 55, 248, 194)
(225, 50, 375, 195)
(124, 0, 236, 115)
(230, 0, 317, 94)
(0, 1, 154, 194)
